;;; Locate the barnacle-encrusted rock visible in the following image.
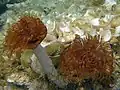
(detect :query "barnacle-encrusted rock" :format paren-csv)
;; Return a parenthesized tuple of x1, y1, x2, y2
(5, 16, 47, 54)
(60, 35, 114, 82)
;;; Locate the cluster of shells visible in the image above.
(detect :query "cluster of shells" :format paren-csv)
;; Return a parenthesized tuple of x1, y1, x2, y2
(43, 2, 120, 84)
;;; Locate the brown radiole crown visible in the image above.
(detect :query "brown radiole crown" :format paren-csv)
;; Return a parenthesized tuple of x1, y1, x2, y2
(5, 16, 47, 54)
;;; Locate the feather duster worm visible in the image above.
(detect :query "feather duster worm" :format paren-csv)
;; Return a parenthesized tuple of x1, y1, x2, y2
(4, 16, 66, 87)
(60, 35, 114, 82)
(4, 16, 47, 54)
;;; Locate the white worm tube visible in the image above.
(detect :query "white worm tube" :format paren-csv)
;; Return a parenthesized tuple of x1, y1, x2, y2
(33, 44, 66, 88)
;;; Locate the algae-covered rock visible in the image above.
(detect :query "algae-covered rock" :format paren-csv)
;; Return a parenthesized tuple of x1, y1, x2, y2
(45, 42, 64, 56)
(20, 50, 33, 68)
(45, 42, 64, 68)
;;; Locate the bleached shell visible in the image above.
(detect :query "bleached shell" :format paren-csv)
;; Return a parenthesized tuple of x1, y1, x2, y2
(58, 34, 75, 43)
(44, 34, 57, 42)
(7, 72, 29, 85)
(72, 27, 84, 37)
(99, 29, 112, 41)
(46, 20, 56, 33)
(59, 22, 70, 32)
(114, 26, 120, 37)
(90, 18, 100, 26)
(105, 0, 116, 5)
(89, 29, 97, 37)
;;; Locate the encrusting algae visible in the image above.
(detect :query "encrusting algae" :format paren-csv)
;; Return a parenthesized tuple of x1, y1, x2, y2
(4, 16, 47, 55)
(60, 35, 114, 82)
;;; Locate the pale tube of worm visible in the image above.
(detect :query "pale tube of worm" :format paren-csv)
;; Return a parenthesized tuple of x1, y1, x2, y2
(33, 44, 67, 88)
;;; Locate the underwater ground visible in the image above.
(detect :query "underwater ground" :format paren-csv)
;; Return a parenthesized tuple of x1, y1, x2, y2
(0, 0, 120, 90)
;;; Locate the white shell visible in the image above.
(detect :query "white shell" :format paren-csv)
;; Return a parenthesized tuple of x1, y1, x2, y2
(99, 29, 112, 41)
(105, 0, 116, 5)
(89, 29, 97, 37)
(59, 22, 70, 32)
(72, 27, 84, 37)
(114, 26, 120, 37)
(90, 18, 100, 26)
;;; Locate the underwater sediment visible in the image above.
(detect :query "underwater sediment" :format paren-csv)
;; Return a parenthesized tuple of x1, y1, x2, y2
(0, 0, 120, 90)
